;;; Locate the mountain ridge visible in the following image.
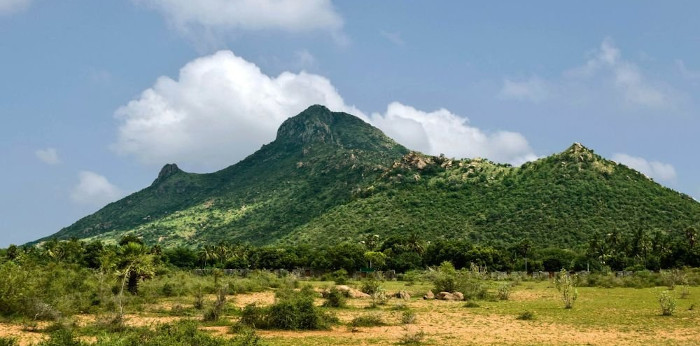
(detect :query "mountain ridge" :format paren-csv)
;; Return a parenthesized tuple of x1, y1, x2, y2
(36, 105, 700, 249)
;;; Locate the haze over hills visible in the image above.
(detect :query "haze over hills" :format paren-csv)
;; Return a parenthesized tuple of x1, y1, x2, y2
(38, 105, 700, 249)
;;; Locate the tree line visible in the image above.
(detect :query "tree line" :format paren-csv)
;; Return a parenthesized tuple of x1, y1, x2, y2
(2, 228, 698, 273)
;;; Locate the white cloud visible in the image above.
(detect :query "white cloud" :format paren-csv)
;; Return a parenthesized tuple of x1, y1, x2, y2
(70, 171, 124, 207)
(135, 0, 343, 45)
(0, 0, 31, 15)
(676, 59, 700, 81)
(370, 102, 537, 165)
(114, 50, 537, 170)
(380, 30, 405, 46)
(35, 148, 61, 165)
(612, 153, 677, 182)
(499, 77, 550, 103)
(113, 50, 361, 169)
(566, 38, 677, 109)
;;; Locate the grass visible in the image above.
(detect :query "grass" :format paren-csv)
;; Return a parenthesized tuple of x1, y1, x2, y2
(1, 277, 700, 345)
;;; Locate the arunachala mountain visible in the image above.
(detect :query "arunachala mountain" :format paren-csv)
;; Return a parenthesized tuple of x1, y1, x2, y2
(40, 105, 700, 249)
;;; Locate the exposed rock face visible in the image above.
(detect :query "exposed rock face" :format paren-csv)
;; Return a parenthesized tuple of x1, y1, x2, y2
(332, 285, 370, 299)
(436, 292, 464, 301)
(152, 163, 182, 185)
(423, 290, 435, 300)
(394, 290, 411, 300)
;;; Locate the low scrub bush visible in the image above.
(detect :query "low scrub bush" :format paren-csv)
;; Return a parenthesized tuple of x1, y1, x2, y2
(350, 314, 386, 328)
(554, 269, 578, 309)
(659, 290, 676, 316)
(237, 287, 337, 330)
(401, 310, 417, 324)
(516, 311, 535, 320)
(322, 287, 346, 308)
(497, 283, 511, 301)
(0, 338, 18, 346)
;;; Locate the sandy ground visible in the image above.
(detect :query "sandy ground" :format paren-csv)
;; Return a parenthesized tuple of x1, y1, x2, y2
(2, 291, 699, 345)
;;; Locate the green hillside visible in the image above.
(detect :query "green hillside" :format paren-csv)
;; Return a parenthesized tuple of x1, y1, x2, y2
(40, 105, 409, 246)
(39, 106, 700, 249)
(284, 143, 700, 248)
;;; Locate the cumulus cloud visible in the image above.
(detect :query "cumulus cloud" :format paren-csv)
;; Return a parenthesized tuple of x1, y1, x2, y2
(370, 103, 537, 165)
(499, 77, 550, 103)
(35, 148, 61, 165)
(135, 0, 343, 45)
(0, 0, 31, 15)
(70, 171, 124, 207)
(567, 38, 677, 109)
(612, 153, 677, 182)
(676, 59, 700, 81)
(113, 50, 537, 170)
(380, 30, 405, 46)
(113, 50, 361, 169)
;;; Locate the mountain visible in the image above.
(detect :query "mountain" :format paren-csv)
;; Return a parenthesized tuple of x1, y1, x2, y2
(284, 143, 700, 248)
(41, 105, 408, 246)
(39, 106, 700, 249)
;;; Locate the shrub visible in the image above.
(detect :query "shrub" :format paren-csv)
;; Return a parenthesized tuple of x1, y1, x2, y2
(464, 301, 480, 308)
(433, 262, 457, 293)
(238, 287, 337, 330)
(554, 269, 578, 309)
(401, 310, 417, 324)
(94, 320, 240, 345)
(203, 283, 228, 322)
(193, 286, 205, 310)
(370, 287, 389, 307)
(360, 276, 382, 295)
(659, 290, 676, 316)
(497, 283, 511, 301)
(322, 287, 346, 308)
(350, 314, 386, 327)
(516, 311, 535, 320)
(398, 327, 426, 345)
(0, 338, 18, 346)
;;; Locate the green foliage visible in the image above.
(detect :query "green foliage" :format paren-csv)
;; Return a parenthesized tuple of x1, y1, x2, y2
(36, 108, 700, 271)
(322, 287, 346, 308)
(0, 338, 18, 346)
(237, 287, 337, 330)
(554, 269, 579, 309)
(360, 276, 382, 295)
(349, 314, 386, 327)
(516, 310, 535, 320)
(659, 290, 676, 316)
(93, 320, 251, 345)
(464, 301, 480, 308)
(401, 310, 417, 324)
(203, 283, 228, 322)
(498, 283, 511, 301)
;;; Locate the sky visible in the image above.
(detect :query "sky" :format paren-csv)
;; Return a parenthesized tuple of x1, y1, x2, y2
(1, 1, 699, 246)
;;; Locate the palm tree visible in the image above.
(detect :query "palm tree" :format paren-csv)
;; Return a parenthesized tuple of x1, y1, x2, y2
(116, 242, 154, 318)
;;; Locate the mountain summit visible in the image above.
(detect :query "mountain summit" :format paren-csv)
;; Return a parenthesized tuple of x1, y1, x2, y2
(41, 106, 408, 246)
(38, 106, 700, 248)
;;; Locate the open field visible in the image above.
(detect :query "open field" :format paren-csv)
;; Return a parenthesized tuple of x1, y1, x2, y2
(1, 277, 699, 345)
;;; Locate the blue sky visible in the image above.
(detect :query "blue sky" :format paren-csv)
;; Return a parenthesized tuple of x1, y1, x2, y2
(1, 1, 699, 246)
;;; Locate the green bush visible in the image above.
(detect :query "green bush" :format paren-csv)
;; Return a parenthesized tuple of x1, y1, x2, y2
(659, 290, 676, 316)
(322, 287, 346, 308)
(401, 310, 417, 324)
(554, 269, 578, 309)
(237, 287, 337, 330)
(0, 338, 18, 346)
(94, 320, 245, 345)
(360, 276, 382, 295)
(497, 283, 511, 300)
(516, 311, 535, 320)
(350, 314, 386, 327)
